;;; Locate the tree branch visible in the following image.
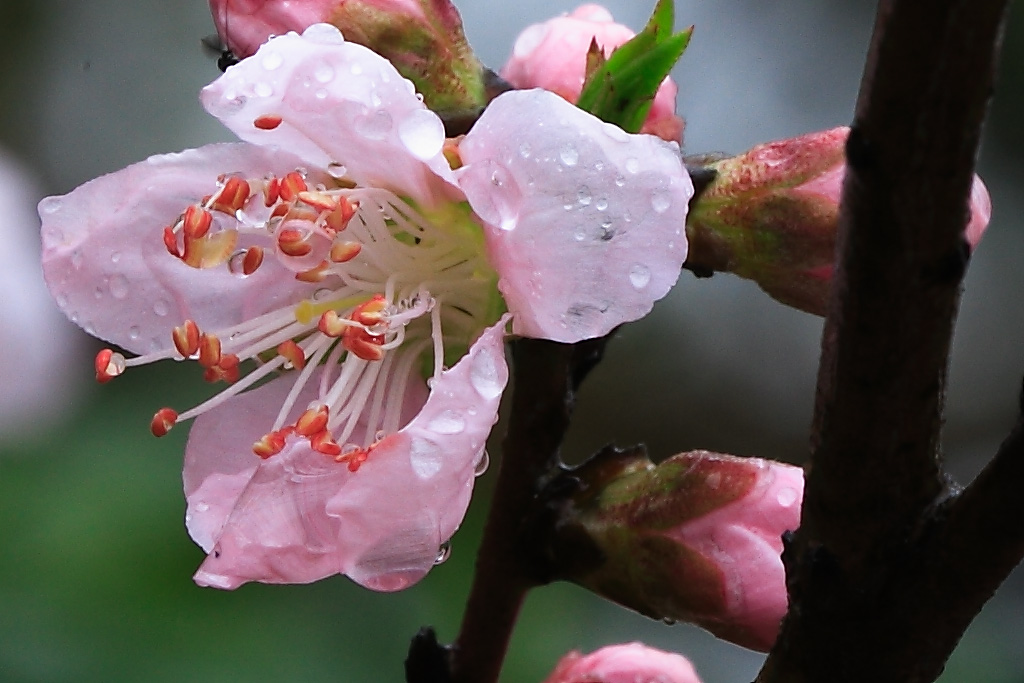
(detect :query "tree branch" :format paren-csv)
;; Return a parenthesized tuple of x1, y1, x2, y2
(759, 0, 1010, 681)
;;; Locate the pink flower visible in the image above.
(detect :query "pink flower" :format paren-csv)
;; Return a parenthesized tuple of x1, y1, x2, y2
(501, 5, 683, 142)
(0, 150, 84, 438)
(543, 643, 702, 683)
(553, 450, 802, 651)
(41, 25, 692, 590)
(687, 127, 991, 315)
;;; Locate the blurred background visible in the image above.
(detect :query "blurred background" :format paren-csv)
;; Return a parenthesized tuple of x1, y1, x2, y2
(2, 1, 1023, 681)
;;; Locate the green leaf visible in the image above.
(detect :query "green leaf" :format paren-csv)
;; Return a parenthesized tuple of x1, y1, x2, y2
(576, 0, 692, 133)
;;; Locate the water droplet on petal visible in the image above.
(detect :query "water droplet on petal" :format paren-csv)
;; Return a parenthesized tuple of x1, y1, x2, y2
(70, 250, 83, 269)
(559, 143, 579, 167)
(577, 186, 592, 206)
(303, 23, 345, 44)
(227, 250, 250, 277)
(614, 175, 625, 187)
(253, 81, 273, 97)
(109, 274, 129, 299)
(354, 109, 393, 140)
(128, 326, 141, 340)
(410, 437, 443, 479)
(519, 142, 532, 159)
(153, 299, 170, 317)
(628, 263, 651, 290)
(434, 540, 452, 565)
(469, 348, 503, 400)
(110, 251, 121, 264)
(461, 159, 521, 231)
(429, 410, 465, 435)
(261, 51, 283, 70)
(39, 197, 62, 215)
(196, 502, 210, 512)
(358, 571, 420, 592)
(625, 158, 640, 174)
(573, 228, 587, 242)
(474, 449, 490, 476)
(314, 64, 335, 83)
(595, 198, 608, 211)
(651, 190, 671, 214)
(398, 109, 445, 161)
(777, 487, 798, 507)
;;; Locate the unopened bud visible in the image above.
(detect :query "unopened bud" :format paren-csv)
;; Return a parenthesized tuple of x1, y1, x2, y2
(209, 0, 488, 113)
(501, 5, 682, 142)
(543, 643, 702, 683)
(544, 446, 803, 652)
(685, 127, 991, 315)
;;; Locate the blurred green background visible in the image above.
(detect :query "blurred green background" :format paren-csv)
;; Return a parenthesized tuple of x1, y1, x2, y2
(2, 1, 1024, 681)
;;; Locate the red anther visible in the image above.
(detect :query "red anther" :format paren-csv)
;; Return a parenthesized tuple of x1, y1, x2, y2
(337, 447, 370, 472)
(151, 408, 178, 437)
(94, 348, 125, 383)
(242, 246, 264, 275)
(297, 190, 337, 212)
(351, 294, 388, 326)
(270, 202, 291, 219)
(172, 320, 201, 358)
(253, 113, 283, 130)
(295, 260, 330, 283)
(264, 177, 281, 206)
(329, 240, 361, 263)
(342, 326, 386, 361)
(279, 171, 308, 201)
(324, 198, 358, 234)
(318, 310, 348, 337)
(277, 228, 313, 257)
(211, 177, 251, 215)
(204, 354, 240, 384)
(163, 226, 181, 257)
(295, 405, 330, 437)
(310, 430, 342, 457)
(277, 339, 306, 370)
(198, 333, 222, 368)
(183, 205, 213, 239)
(253, 430, 287, 458)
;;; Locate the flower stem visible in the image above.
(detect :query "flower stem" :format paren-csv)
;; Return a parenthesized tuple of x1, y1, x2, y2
(448, 337, 609, 683)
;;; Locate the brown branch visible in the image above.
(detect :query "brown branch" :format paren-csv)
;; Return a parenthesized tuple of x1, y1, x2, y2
(759, 0, 1010, 681)
(447, 337, 609, 683)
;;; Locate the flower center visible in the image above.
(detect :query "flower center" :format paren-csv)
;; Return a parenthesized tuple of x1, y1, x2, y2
(97, 168, 500, 471)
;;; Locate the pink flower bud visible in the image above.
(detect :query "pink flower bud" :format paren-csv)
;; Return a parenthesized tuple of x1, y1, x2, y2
(543, 643, 702, 683)
(209, 0, 487, 112)
(548, 448, 802, 651)
(500, 5, 683, 142)
(686, 127, 992, 315)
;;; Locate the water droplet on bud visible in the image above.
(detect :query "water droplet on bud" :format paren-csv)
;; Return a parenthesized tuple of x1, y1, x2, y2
(434, 540, 452, 565)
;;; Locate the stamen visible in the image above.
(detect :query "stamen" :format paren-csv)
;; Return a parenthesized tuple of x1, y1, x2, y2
(172, 320, 201, 358)
(95, 349, 126, 383)
(210, 177, 251, 214)
(277, 340, 306, 370)
(198, 333, 222, 369)
(151, 407, 178, 437)
(253, 114, 283, 130)
(295, 404, 329, 436)
(330, 240, 362, 263)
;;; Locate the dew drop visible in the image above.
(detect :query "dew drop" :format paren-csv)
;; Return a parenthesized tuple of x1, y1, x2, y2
(315, 89, 328, 100)
(651, 190, 671, 214)
(108, 274, 129, 299)
(777, 487, 798, 507)
(662, 617, 678, 626)
(474, 449, 490, 476)
(370, 92, 382, 107)
(434, 540, 452, 565)
(314, 64, 335, 83)
(559, 143, 579, 167)
(628, 263, 651, 290)
(614, 175, 625, 187)
(70, 250, 83, 269)
(398, 109, 445, 161)
(595, 198, 608, 211)
(94, 287, 103, 299)
(227, 250, 250, 277)
(350, 62, 364, 75)
(429, 409, 466, 435)
(461, 159, 520, 231)
(253, 81, 273, 97)
(153, 299, 170, 317)
(39, 197, 62, 215)
(625, 157, 640, 174)
(469, 348, 503, 399)
(410, 437, 443, 479)
(519, 142, 532, 159)
(261, 51, 283, 70)
(196, 502, 210, 513)
(354, 109, 393, 140)
(573, 228, 587, 242)
(303, 23, 345, 44)
(576, 186, 592, 206)
(356, 570, 418, 592)
(128, 326, 141, 340)
(110, 251, 121, 264)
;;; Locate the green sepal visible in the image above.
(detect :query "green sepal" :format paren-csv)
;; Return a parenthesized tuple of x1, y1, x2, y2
(575, 0, 692, 132)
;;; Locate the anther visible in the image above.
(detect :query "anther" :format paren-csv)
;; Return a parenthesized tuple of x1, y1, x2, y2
(297, 190, 337, 212)
(151, 408, 178, 437)
(95, 349, 126, 383)
(203, 354, 240, 384)
(242, 246, 264, 275)
(183, 205, 213, 239)
(295, 260, 330, 283)
(279, 172, 308, 201)
(325, 198, 358, 234)
(253, 429, 288, 458)
(295, 405, 329, 436)
(172, 320, 201, 358)
(351, 295, 388, 326)
(198, 333, 222, 368)
(163, 226, 181, 257)
(253, 114, 283, 130)
(264, 177, 281, 206)
(277, 228, 313, 257)
(210, 177, 251, 215)
(342, 327, 386, 361)
(310, 430, 342, 456)
(318, 310, 348, 337)
(277, 340, 306, 370)
(330, 240, 362, 263)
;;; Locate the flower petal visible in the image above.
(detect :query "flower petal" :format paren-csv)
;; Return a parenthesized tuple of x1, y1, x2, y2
(40, 142, 323, 354)
(457, 89, 691, 342)
(201, 24, 457, 206)
(186, 315, 509, 590)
